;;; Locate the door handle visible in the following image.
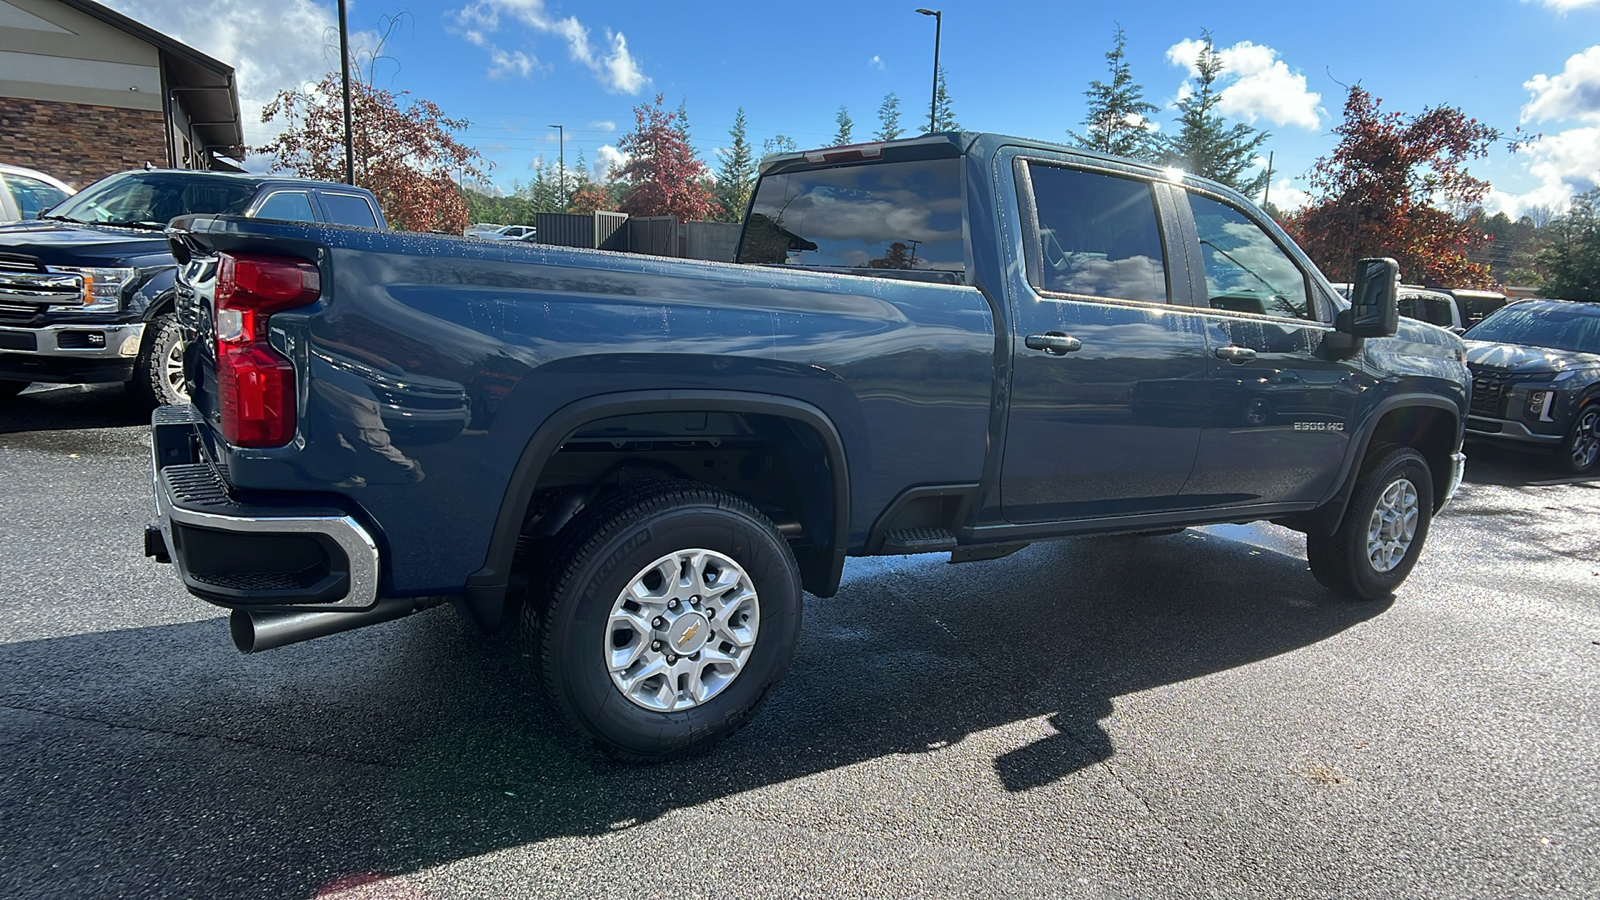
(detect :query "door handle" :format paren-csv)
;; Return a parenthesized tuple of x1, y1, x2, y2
(1214, 345, 1257, 362)
(1024, 332, 1083, 355)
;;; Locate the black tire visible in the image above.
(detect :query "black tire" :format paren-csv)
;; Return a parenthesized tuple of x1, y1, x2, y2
(129, 313, 187, 408)
(1555, 403, 1600, 475)
(0, 380, 27, 401)
(529, 480, 803, 762)
(1305, 448, 1434, 602)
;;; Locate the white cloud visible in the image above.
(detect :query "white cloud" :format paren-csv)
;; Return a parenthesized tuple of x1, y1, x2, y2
(594, 144, 628, 180)
(454, 0, 649, 93)
(1264, 177, 1311, 213)
(1529, 0, 1600, 10)
(1521, 45, 1600, 124)
(869, 55, 885, 71)
(487, 47, 536, 78)
(101, 0, 381, 159)
(1166, 38, 1322, 130)
(589, 120, 617, 132)
(1489, 124, 1600, 218)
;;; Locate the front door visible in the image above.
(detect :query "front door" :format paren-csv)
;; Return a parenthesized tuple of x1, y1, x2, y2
(1001, 162, 1210, 524)
(1174, 191, 1367, 507)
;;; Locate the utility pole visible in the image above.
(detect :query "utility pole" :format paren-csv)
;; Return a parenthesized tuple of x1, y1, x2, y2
(549, 124, 565, 209)
(915, 9, 942, 133)
(338, 0, 354, 185)
(1262, 151, 1274, 207)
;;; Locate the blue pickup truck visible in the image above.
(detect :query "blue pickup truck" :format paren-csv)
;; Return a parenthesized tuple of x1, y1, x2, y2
(148, 133, 1469, 760)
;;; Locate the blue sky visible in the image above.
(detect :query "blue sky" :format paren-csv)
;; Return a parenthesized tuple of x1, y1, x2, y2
(108, 0, 1600, 216)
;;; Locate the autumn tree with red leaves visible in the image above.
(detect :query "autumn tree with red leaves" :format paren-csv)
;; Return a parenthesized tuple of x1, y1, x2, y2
(1284, 86, 1505, 287)
(614, 95, 713, 222)
(256, 73, 487, 233)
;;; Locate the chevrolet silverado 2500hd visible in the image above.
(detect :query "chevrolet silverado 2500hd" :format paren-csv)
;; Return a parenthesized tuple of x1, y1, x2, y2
(148, 133, 1469, 760)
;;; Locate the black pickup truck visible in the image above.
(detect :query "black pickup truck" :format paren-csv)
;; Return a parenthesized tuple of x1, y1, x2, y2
(148, 133, 1470, 760)
(0, 169, 384, 406)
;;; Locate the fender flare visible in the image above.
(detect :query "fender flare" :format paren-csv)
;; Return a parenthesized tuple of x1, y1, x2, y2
(462, 389, 853, 629)
(1309, 392, 1462, 535)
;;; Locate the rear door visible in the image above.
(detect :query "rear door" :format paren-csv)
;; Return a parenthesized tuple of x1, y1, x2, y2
(999, 154, 1212, 523)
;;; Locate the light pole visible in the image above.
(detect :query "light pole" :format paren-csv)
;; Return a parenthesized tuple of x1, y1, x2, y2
(549, 124, 565, 209)
(338, 0, 354, 184)
(915, 8, 941, 133)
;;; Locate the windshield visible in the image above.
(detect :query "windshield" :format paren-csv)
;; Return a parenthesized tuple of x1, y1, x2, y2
(1464, 303, 1600, 355)
(47, 172, 255, 229)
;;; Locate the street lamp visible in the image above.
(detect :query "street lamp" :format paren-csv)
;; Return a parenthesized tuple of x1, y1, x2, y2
(549, 124, 565, 208)
(338, 0, 354, 184)
(915, 8, 942, 134)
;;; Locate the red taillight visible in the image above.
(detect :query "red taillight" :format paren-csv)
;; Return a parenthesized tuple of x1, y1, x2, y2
(214, 253, 320, 448)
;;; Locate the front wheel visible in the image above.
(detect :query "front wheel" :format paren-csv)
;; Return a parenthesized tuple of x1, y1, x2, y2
(1306, 448, 1434, 602)
(529, 481, 803, 762)
(129, 313, 187, 408)
(1556, 405, 1600, 475)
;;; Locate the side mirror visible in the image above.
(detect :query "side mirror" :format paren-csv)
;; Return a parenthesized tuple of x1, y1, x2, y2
(1341, 257, 1399, 338)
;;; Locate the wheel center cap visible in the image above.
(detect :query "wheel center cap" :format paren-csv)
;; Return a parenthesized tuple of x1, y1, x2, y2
(667, 612, 710, 654)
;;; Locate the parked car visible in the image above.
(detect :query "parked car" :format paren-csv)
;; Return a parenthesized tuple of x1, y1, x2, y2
(1462, 299, 1600, 473)
(1448, 288, 1510, 327)
(0, 169, 385, 406)
(148, 132, 1468, 761)
(463, 222, 503, 238)
(472, 223, 536, 241)
(1333, 283, 1464, 332)
(0, 163, 74, 223)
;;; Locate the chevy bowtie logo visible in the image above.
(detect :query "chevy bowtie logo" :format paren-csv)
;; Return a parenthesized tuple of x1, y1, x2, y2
(678, 623, 700, 646)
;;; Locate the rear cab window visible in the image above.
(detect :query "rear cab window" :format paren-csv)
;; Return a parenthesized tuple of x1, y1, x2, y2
(738, 157, 965, 284)
(318, 191, 381, 229)
(252, 190, 317, 223)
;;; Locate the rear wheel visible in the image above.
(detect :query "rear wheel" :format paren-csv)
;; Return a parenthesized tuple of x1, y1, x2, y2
(1306, 448, 1434, 602)
(1556, 405, 1600, 475)
(129, 313, 187, 408)
(529, 481, 803, 762)
(0, 380, 27, 401)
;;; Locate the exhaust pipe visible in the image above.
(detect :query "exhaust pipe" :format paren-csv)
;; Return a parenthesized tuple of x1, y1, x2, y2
(230, 596, 444, 653)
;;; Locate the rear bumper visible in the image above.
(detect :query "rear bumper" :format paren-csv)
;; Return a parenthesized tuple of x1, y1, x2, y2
(147, 404, 380, 610)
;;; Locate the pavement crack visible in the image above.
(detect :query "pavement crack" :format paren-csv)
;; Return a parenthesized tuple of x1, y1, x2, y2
(0, 703, 397, 768)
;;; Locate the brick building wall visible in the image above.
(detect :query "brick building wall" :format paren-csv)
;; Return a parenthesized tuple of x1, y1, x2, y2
(1, 96, 167, 188)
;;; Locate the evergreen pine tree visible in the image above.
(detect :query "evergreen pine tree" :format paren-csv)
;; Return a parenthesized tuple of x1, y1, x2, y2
(762, 134, 798, 156)
(1161, 32, 1270, 197)
(715, 108, 756, 223)
(932, 69, 959, 132)
(833, 105, 854, 146)
(1070, 25, 1160, 161)
(675, 97, 692, 149)
(876, 93, 903, 141)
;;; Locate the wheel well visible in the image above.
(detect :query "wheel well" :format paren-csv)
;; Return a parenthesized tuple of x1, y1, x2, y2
(520, 409, 840, 596)
(1362, 405, 1456, 510)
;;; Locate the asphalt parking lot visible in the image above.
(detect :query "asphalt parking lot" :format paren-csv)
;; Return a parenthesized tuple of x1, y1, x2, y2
(3, 383, 1598, 899)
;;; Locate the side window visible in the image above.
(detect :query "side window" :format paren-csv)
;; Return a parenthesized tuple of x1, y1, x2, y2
(1027, 164, 1167, 304)
(1189, 193, 1314, 321)
(253, 191, 317, 223)
(319, 192, 380, 229)
(6, 173, 70, 219)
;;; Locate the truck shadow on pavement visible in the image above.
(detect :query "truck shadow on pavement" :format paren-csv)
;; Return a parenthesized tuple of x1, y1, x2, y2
(0, 531, 1387, 897)
(0, 383, 148, 434)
